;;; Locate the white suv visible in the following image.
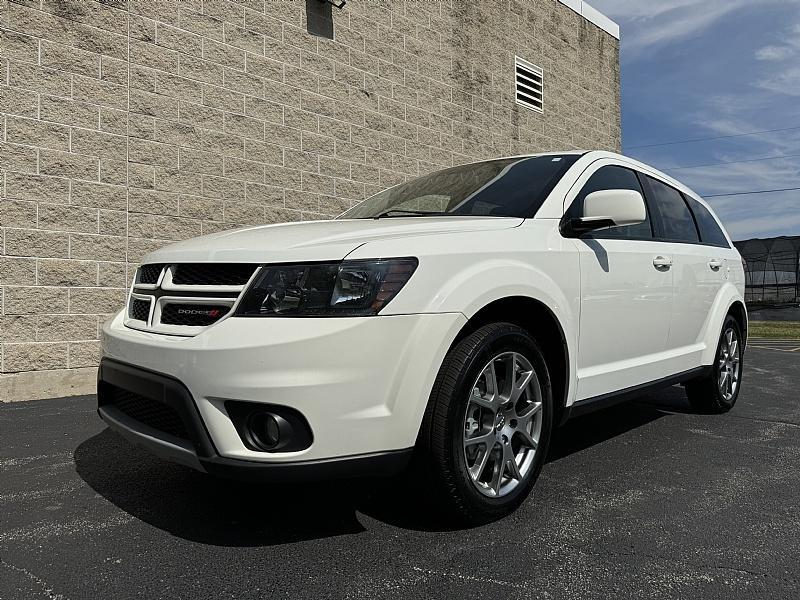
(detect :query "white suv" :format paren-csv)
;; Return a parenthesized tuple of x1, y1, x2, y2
(99, 151, 746, 523)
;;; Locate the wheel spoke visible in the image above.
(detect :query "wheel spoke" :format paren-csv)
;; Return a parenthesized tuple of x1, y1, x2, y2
(470, 363, 499, 410)
(729, 339, 738, 358)
(489, 451, 504, 495)
(511, 369, 534, 403)
(502, 355, 516, 400)
(464, 431, 495, 448)
(518, 400, 542, 421)
(516, 424, 538, 450)
(719, 369, 728, 389)
(468, 445, 493, 481)
(470, 390, 494, 410)
(505, 445, 522, 481)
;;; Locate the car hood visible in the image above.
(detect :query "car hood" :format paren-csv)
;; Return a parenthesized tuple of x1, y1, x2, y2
(142, 217, 524, 264)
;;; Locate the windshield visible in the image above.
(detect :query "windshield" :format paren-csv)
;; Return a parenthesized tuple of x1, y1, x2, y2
(338, 154, 580, 219)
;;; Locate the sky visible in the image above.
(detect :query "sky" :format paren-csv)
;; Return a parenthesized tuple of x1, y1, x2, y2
(588, 0, 800, 241)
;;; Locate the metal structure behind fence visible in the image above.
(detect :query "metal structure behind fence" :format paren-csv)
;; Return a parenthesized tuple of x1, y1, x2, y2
(734, 236, 800, 307)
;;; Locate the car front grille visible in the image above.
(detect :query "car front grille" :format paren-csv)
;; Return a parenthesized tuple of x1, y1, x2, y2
(129, 297, 151, 321)
(125, 263, 258, 335)
(161, 303, 231, 326)
(172, 264, 256, 286)
(104, 385, 189, 441)
(138, 263, 164, 284)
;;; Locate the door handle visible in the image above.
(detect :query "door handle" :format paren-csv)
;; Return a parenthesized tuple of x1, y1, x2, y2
(653, 256, 672, 270)
(708, 259, 723, 271)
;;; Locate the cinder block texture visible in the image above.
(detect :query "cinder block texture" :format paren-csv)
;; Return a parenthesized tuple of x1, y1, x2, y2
(0, 0, 619, 386)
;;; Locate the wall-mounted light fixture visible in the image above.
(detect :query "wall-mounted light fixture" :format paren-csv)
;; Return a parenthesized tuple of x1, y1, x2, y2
(306, 0, 342, 39)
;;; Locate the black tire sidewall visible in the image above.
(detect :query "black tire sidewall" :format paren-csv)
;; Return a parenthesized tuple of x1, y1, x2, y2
(444, 325, 553, 519)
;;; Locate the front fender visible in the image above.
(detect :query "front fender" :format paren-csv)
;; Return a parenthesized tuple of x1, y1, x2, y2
(380, 250, 580, 406)
(431, 259, 576, 321)
(347, 224, 580, 403)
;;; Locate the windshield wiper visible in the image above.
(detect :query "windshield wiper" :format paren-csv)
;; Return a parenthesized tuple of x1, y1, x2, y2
(373, 209, 453, 219)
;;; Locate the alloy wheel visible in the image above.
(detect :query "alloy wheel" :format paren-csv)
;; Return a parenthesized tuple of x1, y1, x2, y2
(718, 327, 741, 401)
(462, 352, 543, 498)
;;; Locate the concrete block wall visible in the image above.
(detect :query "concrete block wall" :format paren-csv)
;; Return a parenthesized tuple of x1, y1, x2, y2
(0, 0, 619, 401)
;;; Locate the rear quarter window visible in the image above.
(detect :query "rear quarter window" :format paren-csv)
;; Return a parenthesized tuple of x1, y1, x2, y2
(685, 196, 730, 248)
(646, 177, 700, 243)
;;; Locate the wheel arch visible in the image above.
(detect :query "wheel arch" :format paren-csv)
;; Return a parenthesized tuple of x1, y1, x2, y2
(701, 284, 748, 365)
(727, 300, 748, 346)
(452, 296, 572, 426)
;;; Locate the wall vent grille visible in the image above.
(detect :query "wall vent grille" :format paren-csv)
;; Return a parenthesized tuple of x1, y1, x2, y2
(515, 56, 543, 113)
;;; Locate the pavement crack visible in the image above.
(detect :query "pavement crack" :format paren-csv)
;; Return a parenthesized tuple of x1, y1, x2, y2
(0, 558, 69, 600)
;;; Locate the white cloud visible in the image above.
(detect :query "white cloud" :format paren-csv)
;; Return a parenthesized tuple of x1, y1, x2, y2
(756, 45, 795, 61)
(754, 23, 800, 62)
(587, 0, 701, 20)
(752, 24, 800, 93)
(590, 0, 800, 58)
(590, 0, 746, 54)
(758, 68, 800, 96)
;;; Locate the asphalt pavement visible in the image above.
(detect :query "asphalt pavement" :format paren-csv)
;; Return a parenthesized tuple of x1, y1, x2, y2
(2, 346, 799, 600)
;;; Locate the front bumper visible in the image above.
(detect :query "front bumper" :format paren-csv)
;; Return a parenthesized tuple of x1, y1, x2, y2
(100, 310, 466, 474)
(98, 358, 414, 481)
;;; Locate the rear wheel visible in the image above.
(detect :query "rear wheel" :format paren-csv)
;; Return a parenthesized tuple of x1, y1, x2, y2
(686, 315, 743, 413)
(416, 323, 553, 525)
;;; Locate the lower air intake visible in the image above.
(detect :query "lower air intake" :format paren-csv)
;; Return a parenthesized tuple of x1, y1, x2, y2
(104, 386, 189, 440)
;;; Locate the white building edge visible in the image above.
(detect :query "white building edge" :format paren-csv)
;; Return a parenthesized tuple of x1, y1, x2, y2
(558, 0, 620, 39)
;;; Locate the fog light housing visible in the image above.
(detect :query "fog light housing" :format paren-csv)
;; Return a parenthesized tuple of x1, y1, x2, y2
(246, 412, 287, 451)
(225, 401, 314, 453)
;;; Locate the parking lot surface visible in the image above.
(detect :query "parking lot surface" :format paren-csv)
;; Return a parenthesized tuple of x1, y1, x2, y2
(2, 346, 799, 600)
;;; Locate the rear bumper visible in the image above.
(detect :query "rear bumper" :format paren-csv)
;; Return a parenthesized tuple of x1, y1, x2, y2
(97, 358, 413, 482)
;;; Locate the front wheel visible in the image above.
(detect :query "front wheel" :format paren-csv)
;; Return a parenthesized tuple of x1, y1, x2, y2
(416, 323, 553, 525)
(686, 315, 744, 413)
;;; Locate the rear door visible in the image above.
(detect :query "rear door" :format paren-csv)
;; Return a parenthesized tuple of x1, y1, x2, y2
(643, 176, 724, 371)
(565, 163, 674, 401)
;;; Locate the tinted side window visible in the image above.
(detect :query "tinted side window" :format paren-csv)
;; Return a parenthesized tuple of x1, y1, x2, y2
(646, 177, 699, 243)
(685, 196, 730, 247)
(567, 166, 653, 239)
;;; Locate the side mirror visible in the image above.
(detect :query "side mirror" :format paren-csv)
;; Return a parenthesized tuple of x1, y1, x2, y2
(562, 189, 646, 237)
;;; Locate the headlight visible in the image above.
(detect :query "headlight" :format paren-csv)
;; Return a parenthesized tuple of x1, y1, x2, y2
(236, 258, 418, 317)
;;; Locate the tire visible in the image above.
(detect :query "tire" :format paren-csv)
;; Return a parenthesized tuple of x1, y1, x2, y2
(416, 322, 553, 525)
(686, 315, 744, 413)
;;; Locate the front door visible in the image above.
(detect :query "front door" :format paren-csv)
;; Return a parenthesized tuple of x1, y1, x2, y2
(564, 163, 674, 401)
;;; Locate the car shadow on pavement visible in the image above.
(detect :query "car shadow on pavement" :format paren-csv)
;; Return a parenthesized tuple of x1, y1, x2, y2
(546, 384, 691, 462)
(73, 385, 692, 545)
